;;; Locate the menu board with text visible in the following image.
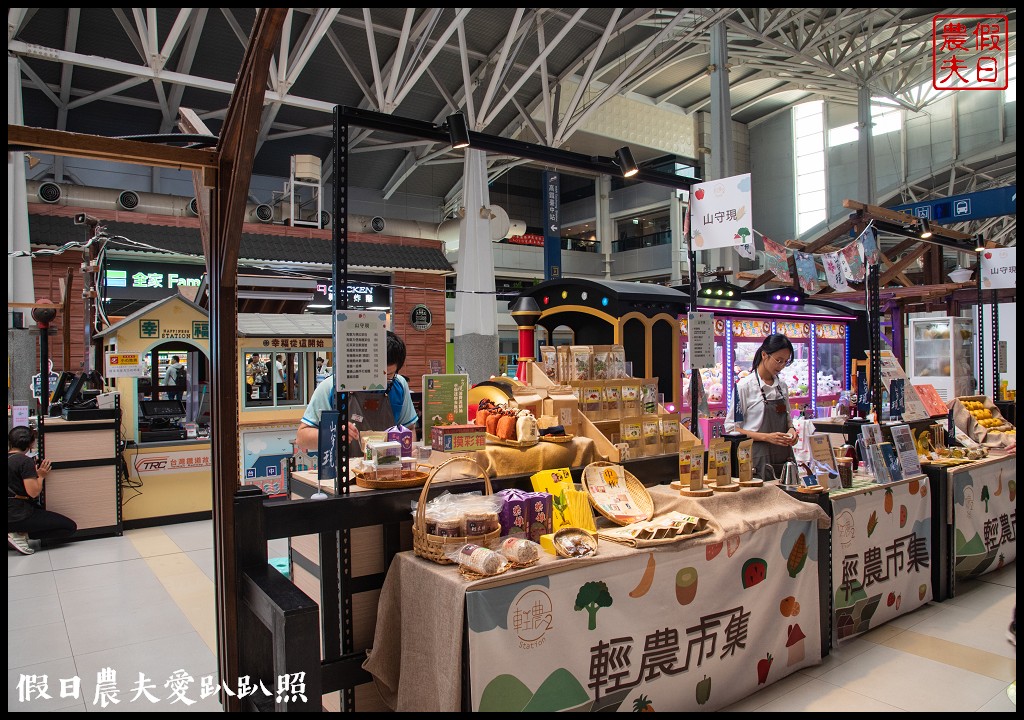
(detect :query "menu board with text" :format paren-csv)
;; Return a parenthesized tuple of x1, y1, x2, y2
(688, 312, 715, 369)
(335, 311, 387, 392)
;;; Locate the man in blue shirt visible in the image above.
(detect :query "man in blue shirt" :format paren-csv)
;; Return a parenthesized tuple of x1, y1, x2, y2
(295, 331, 419, 453)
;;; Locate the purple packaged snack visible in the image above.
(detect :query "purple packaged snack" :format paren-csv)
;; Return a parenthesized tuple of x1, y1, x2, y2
(526, 492, 553, 543)
(497, 489, 529, 537)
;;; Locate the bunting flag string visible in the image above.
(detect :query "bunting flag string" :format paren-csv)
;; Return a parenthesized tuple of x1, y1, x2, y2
(793, 251, 820, 294)
(739, 221, 876, 294)
(840, 239, 866, 281)
(761, 237, 792, 281)
(822, 251, 850, 291)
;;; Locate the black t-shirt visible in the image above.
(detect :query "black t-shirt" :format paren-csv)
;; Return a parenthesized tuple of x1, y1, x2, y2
(8, 452, 38, 499)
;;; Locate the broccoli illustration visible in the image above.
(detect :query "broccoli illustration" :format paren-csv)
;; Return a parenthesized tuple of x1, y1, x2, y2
(574, 580, 613, 630)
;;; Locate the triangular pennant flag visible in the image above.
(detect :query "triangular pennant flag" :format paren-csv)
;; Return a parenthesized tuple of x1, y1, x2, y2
(860, 227, 880, 265)
(822, 251, 850, 291)
(735, 241, 756, 261)
(762, 237, 791, 281)
(840, 240, 865, 281)
(794, 252, 820, 294)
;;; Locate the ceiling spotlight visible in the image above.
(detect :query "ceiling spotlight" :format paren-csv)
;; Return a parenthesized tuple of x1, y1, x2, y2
(918, 217, 933, 239)
(446, 113, 471, 149)
(614, 146, 639, 178)
(974, 234, 986, 252)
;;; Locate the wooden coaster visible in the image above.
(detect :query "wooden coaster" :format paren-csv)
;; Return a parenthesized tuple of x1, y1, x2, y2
(711, 482, 741, 493)
(797, 485, 826, 494)
(737, 479, 764, 487)
(679, 487, 714, 497)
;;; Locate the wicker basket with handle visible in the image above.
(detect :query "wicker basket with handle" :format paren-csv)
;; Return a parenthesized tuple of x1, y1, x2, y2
(412, 455, 499, 564)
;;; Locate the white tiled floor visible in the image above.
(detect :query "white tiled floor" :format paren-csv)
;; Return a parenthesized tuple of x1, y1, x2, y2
(8, 522, 1017, 712)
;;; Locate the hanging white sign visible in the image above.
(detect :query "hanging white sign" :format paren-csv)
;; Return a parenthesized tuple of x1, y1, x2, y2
(689, 173, 753, 251)
(979, 247, 1016, 289)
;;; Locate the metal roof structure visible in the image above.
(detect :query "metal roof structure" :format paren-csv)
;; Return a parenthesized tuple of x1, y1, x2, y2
(9, 8, 1017, 243)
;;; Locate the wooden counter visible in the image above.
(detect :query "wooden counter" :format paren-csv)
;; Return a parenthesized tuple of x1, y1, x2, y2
(39, 414, 121, 538)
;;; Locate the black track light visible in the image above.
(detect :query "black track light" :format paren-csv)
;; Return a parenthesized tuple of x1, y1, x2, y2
(446, 113, 471, 150)
(614, 146, 639, 178)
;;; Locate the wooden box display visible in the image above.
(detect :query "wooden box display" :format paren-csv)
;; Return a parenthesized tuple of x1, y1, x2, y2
(431, 424, 486, 453)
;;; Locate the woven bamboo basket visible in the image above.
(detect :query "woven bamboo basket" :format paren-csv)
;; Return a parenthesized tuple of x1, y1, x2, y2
(581, 461, 654, 526)
(412, 456, 499, 565)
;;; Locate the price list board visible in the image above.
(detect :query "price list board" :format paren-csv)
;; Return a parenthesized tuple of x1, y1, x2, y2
(335, 311, 387, 392)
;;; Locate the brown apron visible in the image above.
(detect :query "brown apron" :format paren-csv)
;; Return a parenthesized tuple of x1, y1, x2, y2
(752, 384, 795, 481)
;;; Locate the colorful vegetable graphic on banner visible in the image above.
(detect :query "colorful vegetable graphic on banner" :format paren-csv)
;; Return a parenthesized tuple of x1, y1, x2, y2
(794, 252, 819, 294)
(689, 173, 753, 251)
(822, 251, 850, 291)
(574, 581, 613, 630)
(762, 237, 792, 282)
(840, 240, 865, 281)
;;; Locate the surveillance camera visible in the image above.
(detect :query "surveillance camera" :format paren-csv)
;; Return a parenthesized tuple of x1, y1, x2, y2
(73, 212, 98, 226)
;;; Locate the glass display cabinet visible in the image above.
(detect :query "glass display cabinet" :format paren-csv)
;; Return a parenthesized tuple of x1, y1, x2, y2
(908, 316, 977, 401)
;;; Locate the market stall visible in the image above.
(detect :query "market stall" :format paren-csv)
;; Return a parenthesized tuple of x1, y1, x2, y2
(96, 294, 213, 525)
(924, 452, 1016, 599)
(236, 313, 332, 497)
(827, 473, 933, 642)
(363, 484, 830, 712)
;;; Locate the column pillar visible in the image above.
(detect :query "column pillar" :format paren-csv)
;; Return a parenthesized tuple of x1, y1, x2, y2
(454, 148, 499, 384)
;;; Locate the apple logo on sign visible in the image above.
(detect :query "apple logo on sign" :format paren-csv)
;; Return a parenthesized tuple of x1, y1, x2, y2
(694, 188, 705, 200)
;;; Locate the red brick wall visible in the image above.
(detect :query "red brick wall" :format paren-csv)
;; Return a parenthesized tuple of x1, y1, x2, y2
(391, 271, 447, 392)
(27, 205, 452, 385)
(30, 254, 87, 373)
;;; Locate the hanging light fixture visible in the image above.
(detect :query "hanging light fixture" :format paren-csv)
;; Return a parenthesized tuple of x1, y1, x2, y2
(614, 146, 639, 178)
(918, 217, 933, 239)
(974, 233, 986, 252)
(446, 113, 471, 149)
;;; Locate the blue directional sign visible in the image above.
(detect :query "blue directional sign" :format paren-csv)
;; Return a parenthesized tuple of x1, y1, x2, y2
(889, 186, 1015, 223)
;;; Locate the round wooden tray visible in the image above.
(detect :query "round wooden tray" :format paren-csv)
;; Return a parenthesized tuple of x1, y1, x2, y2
(539, 434, 574, 443)
(486, 433, 539, 448)
(354, 465, 431, 489)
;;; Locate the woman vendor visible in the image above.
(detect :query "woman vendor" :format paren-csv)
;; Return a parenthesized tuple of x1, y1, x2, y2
(725, 333, 798, 481)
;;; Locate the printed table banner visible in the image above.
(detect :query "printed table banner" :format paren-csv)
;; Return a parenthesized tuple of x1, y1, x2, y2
(762, 237, 791, 282)
(840, 241, 865, 282)
(467, 519, 821, 711)
(794, 252, 820, 294)
(822, 251, 850, 291)
(951, 458, 1016, 585)
(689, 173, 753, 251)
(830, 475, 932, 642)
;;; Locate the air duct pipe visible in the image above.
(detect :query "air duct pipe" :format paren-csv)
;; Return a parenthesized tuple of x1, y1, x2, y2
(26, 181, 273, 222)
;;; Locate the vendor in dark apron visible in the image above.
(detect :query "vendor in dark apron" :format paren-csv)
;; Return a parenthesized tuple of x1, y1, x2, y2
(725, 333, 798, 481)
